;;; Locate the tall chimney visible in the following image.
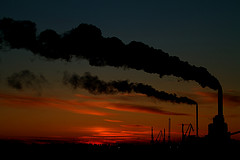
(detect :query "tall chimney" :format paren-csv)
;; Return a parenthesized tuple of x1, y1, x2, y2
(218, 86, 223, 116)
(163, 128, 165, 143)
(196, 104, 198, 137)
(208, 86, 229, 141)
(168, 118, 171, 143)
(151, 127, 154, 144)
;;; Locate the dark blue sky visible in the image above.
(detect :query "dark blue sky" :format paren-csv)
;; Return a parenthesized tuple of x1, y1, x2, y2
(1, 0, 240, 88)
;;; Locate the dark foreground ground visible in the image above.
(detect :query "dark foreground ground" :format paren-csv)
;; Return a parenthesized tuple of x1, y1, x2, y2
(0, 138, 239, 158)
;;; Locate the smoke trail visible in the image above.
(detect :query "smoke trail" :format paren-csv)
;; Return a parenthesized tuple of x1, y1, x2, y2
(0, 18, 221, 90)
(63, 72, 197, 105)
(7, 70, 47, 92)
(0, 18, 36, 50)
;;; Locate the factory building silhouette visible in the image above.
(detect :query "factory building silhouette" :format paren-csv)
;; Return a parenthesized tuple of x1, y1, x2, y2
(208, 86, 229, 142)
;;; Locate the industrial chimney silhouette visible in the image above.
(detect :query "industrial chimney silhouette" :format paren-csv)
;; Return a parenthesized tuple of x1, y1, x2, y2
(208, 86, 229, 142)
(218, 86, 223, 116)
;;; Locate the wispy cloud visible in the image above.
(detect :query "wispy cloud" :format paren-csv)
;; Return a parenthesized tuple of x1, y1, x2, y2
(75, 93, 147, 103)
(0, 93, 110, 116)
(0, 92, 189, 117)
(74, 93, 189, 116)
(74, 125, 150, 144)
(104, 103, 189, 116)
(74, 94, 107, 101)
(120, 124, 150, 128)
(104, 119, 123, 123)
(194, 91, 240, 107)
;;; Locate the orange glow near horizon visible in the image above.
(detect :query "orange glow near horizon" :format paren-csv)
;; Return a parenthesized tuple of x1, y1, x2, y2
(0, 91, 240, 142)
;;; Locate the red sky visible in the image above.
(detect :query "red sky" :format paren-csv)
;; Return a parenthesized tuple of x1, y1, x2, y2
(1, 88, 239, 143)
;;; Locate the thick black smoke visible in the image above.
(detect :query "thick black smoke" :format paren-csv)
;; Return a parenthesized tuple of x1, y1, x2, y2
(0, 18, 36, 50)
(63, 72, 197, 105)
(7, 70, 47, 91)
(0, 18, 221, 90)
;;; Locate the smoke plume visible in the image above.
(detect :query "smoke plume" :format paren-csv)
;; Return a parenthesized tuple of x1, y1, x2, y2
(0, 18, 221, 90)
(7, 70, 47, 92)
(63, 72, 197, 105)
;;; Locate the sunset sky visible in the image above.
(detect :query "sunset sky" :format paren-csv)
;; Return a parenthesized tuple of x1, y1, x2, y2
(0, 0, 240, 143)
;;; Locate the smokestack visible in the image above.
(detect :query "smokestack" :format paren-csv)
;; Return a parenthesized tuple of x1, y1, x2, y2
(182, 124, 184, 142)
(208, 86, 230, 141)
(168, 118, 171, 143)
(196, 103, 198, 137)
(163, 128, 165, 143)
(218, 86, 223, 116)
(151, 127, 154, 144)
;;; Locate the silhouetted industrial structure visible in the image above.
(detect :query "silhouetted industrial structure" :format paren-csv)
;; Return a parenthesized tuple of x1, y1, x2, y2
(182, 123, 194, 142)
(151, 127, 166, 145)
(151, 127, 154, 144)
(208, 87, 230, 142)
(196, 104, 198, 137)
(168, 118, 171, 143)
(150, 86, 240, 147)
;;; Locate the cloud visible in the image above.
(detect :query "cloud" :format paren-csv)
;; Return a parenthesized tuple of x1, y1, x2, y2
(104, 119, 123, 123)
(75, 94, 107, 101)
(75, 93, 147, 103)
(195, 91, 240, 107)
(75, 125, 150, 144)
(0, 93, 110, 116)
(0, 92, 188, 116)
(104, 103, 189, 116)
(120, 124, 150, 128)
